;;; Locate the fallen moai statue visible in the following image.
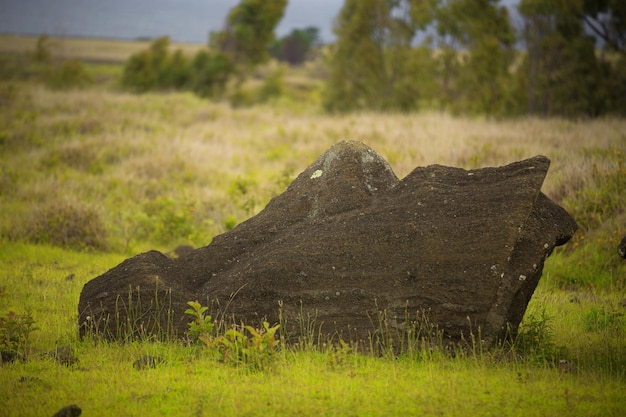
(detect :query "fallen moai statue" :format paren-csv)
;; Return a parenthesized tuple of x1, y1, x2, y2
(78, 141, 577, 349)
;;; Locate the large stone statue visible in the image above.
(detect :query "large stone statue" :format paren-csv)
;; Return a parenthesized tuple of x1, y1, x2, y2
(78, 141, 577, 349)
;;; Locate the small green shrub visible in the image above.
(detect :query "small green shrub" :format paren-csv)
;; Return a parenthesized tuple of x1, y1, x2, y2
(513, 308, 561, 364)
(185, 300, 214, 346)
(0, 311, 38, 363)
(184, 301, 280, 369)
(228, 86, 255, 108)
(46, 60, 93, 90)
(121, 37, 234, 95)
(256, 67, 285, 103)
(189, 50, 233, 98)
(216, 321, 281, 370)
(32, 34, 51, 64)
(122, 49, 158, 92)
(122, 37, 174, 92)
(162, 49, 190, 89)
(326, 339, 356, 369)
(13, 199, 108, 251)
(223, 215, 238, 231)
(227, 176, 258, 214)
(136, 196, 195, 245)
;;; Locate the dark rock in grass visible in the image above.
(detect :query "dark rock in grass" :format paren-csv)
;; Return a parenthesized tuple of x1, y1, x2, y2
(78, 141, 577, 348)
(78, 250, 195, 340)
(618, 236, 626, 259)
(1, 351, 16, 364)
(52, 404, 81, 417)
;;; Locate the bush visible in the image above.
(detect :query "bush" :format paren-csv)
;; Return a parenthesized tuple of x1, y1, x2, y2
(13, 199, 108, 251)
(32, 34, 51, 64)
(46, 60, 93, 90)
(121, 37, 238, 95)
(228, 86, 255, 108)
(0, 311, 38, 363)
(136, 196, 195, 245)
(122, 49, 159, 92)
(162, 49, 191, 89)
(189, 50, 234, 98)
(513, 308, 560, 364)
(256, 66, 285, 102)
(122, 37, 175, 92)
(184, 300, 281, 369)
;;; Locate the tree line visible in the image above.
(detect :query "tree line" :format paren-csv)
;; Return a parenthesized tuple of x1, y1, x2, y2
(121, 0, 626, 118)
(325, 0, 626, 117)
(121, 0, 286, 100)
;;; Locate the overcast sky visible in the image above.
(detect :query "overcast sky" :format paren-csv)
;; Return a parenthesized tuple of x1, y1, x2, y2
(0, 0, 520, 44)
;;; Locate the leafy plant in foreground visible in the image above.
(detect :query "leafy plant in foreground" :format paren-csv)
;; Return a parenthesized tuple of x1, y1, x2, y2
(0, 311, 38, 363)
(184, 300, 281, 369)
(184, 300, 214, 346)
(217, 321, 281, 370)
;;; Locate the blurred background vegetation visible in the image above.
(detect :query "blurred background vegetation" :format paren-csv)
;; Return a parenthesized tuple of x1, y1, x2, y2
(114, 0, 626, 117)
(0, 0, 624, 292)
(3, 0, 624, 118)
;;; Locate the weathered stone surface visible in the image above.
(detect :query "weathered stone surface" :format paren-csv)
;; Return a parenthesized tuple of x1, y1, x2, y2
(78, 141, 577, 348)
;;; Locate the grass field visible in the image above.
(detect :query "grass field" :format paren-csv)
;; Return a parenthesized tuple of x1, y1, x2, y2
(0, 34, 205, 63)
(0, 36, 625, 416)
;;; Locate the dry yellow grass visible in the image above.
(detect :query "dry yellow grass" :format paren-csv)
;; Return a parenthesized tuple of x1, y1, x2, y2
(2, 81, 624, 254)
(9, 86, 625, 197)
(0, 34, 204, 63)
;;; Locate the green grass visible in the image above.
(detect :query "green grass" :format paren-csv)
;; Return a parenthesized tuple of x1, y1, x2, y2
(0, 42, 625, 416)
(2, 346, 624, 417)
(0, 243, 125, 349)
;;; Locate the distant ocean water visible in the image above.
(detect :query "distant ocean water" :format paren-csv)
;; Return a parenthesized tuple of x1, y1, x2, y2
(0, 0, 343, 44)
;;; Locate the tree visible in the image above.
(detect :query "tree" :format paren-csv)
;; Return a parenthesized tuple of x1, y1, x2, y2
(212, 0, 288, 75)
(189, 50, 233, 98)
(121, 37, 177, 92)
(271, 27, 320, 65)
(579, 0, 626, 114)
(162, 49, 191, 89)
(434, 0, 515, 116)
(323, 0, 438, 112)
(518, 0, 605, 117)
(33, 34, 51, 63)
(579, 0, 626, 54)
